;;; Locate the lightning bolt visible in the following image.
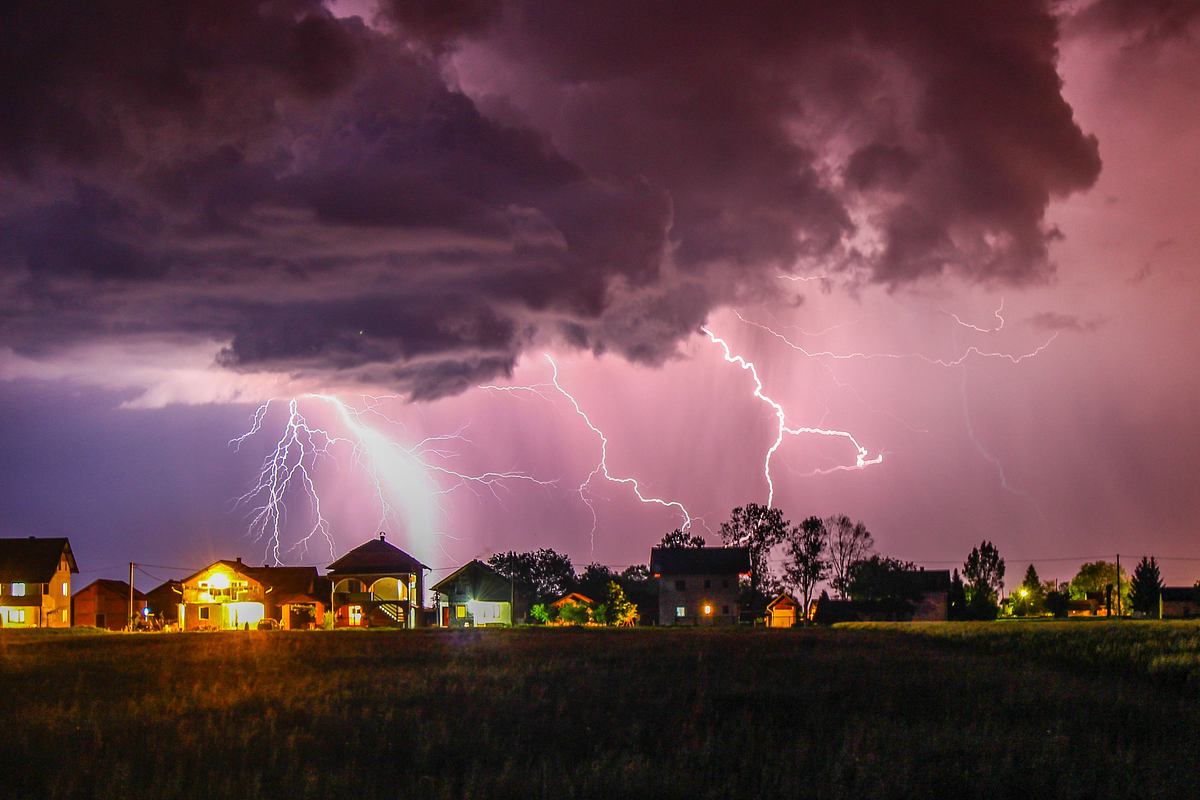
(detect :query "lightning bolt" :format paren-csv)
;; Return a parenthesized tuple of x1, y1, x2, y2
(944, 297, 1006, 333)
(481, 354, 692, 552)
(231, 393, 553, 565)
(701, 327, 883, 506)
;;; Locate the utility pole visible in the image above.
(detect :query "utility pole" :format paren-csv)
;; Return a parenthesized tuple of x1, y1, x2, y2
(128, 562, 135, 631)
(1115, 553, 1122, 618)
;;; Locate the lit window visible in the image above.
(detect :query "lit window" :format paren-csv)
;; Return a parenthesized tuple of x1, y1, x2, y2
(11, 583, 25, 597)
(62, 583, 68, 596)
(456, 605, 466, 619)
(703, 603, 713, 616)
(348, 605, 363, 626)
(675, 606, 685, 617)
(9, 609, 25, 623)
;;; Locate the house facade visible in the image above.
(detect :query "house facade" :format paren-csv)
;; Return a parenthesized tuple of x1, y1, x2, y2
(178, 559, 328, 630)
(1161, 586, 1200, 618)
(327, 533, 427, 628)
(432, 560, 527, 627)
(0, 537, 78, 628)
(73, 579, 147, 630)
(649, 546, 750, 626)
(765, 593, 800, 627)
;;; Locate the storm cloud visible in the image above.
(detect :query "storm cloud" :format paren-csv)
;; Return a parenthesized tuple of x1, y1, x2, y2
(1, 0, 1103, 399)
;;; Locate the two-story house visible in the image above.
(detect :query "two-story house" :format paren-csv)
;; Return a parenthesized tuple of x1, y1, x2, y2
(649, 546, 750, 626)
(0, 537, 78, 628)
(177, 558, 328, 630)
(327, 533, 427, 628)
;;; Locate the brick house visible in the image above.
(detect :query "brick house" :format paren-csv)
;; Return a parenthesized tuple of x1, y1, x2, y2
(0, 537, 78, 628)
(649, 546, 750, 626)
(1161, 586, 1200, 618)
(73, 579, 148, 630)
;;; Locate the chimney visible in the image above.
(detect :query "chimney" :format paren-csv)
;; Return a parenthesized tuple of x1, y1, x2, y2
(236, 557, 242, 564)
(378, 531, 386, 541)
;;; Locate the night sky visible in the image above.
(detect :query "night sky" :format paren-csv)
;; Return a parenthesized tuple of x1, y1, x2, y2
(1, 1, 1197, 588)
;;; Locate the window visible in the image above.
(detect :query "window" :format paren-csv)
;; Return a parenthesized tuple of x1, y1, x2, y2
(456, 605, 466, 619)
(62, 583, 68, 596)
(675, 606, 686, 617)
(702, 603, 713, 616)
(199, 607, 210, 620)
(703, 579, 711, 589)
(7, 609, 25, 623)
(348, 605, 363, 626)
(11, 583, 25, 597)
(721, 579, 729, 588)
(674, 580, 686, 591)
(722, 605, 730, 615)
(0, 583, 6, 594)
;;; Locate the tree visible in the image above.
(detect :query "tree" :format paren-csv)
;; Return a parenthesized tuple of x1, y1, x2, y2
(719, 504, 788, 602)
(846, 555, 917, 602)
(530, 603, 554, 624)
(1011, 564, 1046, 617)
(619, 564, 656, 626)
(659, 528, 705, 549)
(556, 601, 590, 625)
(1069, 561, 1130, 612)
(963, 541, 1005, 620)
(578, 563, 617, 602)
(1129, 556, 1164, 617)
(1045, 590, 1069, 618)
(604, 580, 638, 626)
(826, 515, 874, 598)
(488, 548, 577, 604)
(782, 516, 828, 623)
(947, 569, 967, 620)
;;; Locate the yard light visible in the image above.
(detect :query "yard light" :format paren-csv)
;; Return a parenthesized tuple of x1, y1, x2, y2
(1018, 588, 1029, 598)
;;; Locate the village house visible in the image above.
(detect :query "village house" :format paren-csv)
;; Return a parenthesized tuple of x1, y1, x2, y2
(178, 559, 329, 630)
(73, 579, 147, 630)
(765, 592, 800, 627)
(145, 579, 182, 628)
(432, 559, 527, 627)
(1161, 586, 1200, 618)
(0, 537, 77, 628)
(327, 533, 427, 628)
(649, 546, 750, 626)
(811, 569, 953, 623)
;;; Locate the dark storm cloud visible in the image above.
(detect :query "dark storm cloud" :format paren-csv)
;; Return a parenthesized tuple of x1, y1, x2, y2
(0, 1, 1105, 398)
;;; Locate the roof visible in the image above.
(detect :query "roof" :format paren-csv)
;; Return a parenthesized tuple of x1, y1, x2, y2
(327, 534, 429, 575)
(552, 592, 595, 608)
(179, 560, 322, 599)
(1162, 586, 1199, 602)
(899, 569, 952, 593)
(145, 579, 182, 600)
(75, 579, 147, 601)
(649, 547, 751, 577)
(766, 593, 799, 611)
(431, 560, 517, 603)
(0, 537, 78, 582)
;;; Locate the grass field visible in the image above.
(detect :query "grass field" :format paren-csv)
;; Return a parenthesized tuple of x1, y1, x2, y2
(2, 623, 1198, 799)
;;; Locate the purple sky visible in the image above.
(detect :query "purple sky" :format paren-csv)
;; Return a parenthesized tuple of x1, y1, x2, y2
(1, 1, 1198, 590)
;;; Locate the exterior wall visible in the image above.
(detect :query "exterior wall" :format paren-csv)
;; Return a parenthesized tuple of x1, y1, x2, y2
(658, 572, 740, 626)
(73, 587, 148, 630)
(180, 564, 268, 630)
(1162, 599, 1200, 618)
(0, 554, 72, 628)
(439, 597, 512, 627)
(911, 591, 949, 621)
(331, 572, 422, 628)
(768, 606, 797, 627)
(279, 602, 325, 630)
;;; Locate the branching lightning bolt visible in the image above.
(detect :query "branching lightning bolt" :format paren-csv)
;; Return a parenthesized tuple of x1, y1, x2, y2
(481, 355, 692, 552)
(231, 393, 553, 565)
(701, 327, 883, 506)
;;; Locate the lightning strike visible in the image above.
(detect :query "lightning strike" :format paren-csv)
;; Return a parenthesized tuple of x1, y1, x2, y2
(701, 327, 883, 507)
(481, 355, 693, 552)
(944, 298, 1006, 333)
(231, 394, 553, 565)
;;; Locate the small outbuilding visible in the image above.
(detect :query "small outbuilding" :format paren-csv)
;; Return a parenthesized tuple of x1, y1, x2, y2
(432, 559, 527, 627)
(765, 593, 800, 627)
(73, 579, 147, 630)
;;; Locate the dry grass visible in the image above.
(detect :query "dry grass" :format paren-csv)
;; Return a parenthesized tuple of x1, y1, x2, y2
(1, 624, 1197, 799)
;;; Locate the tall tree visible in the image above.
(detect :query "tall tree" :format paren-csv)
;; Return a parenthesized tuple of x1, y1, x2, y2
(783, 516, 828, 623)
(1069, 561, 1130, 611)
(1129, 556, 1164, 616)
(963, 540, 1005, 619)
(488, 548, 577, 603)
(659, 528, 706, 548)
(578, 563, 617, 602)
(719, 504, 788, 601)
(1011, 564, 1045, 616)
(826, 515, 874, 598)
(846, 555, 918, 602)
